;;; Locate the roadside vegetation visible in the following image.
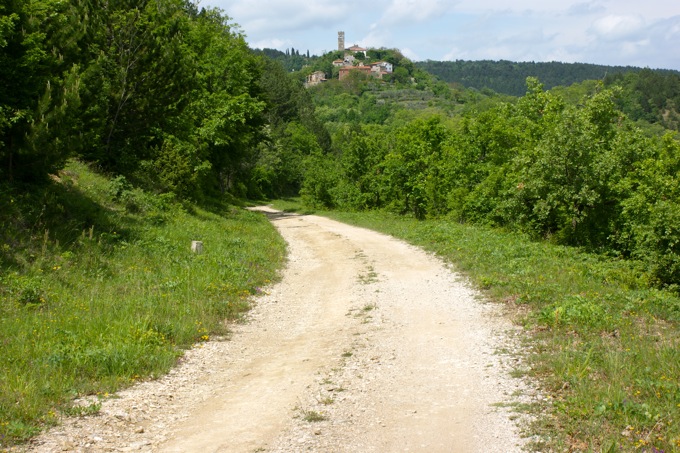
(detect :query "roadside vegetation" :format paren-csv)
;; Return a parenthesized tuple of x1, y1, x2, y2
(301, 78, 680, 292)
(272, 200, 680, 452)
(0, 160, 284, 445)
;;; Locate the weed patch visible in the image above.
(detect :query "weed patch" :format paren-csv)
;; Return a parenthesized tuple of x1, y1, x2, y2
(301, 410, 327, 423)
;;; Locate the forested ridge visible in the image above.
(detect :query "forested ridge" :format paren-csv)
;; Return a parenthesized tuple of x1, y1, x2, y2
(415, 59, 680, 131)
(416, 59, 680, 95)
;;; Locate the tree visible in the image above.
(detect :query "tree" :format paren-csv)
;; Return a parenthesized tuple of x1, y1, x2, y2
(75, 0, 196, 174)
(253, 58, 331, 197)
(380, 116, 450, 218)
(389, 67, 410, 84)
(182, 7, 266, 197)
(0, 0, 83, 183)
(614, 133, 680, 286)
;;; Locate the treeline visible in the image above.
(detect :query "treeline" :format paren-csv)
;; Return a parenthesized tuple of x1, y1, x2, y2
(253, 47, 315, 73)
(0, 0, 326, 200)
(301, 78, 680, 288)
(605, 69, 680, 131)
(416, 60, 679, 96)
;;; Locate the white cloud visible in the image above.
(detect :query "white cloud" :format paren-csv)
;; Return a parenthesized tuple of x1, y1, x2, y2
(591, 14, 645, 40)
(250, 38, 291, 50)
(620, 39, 650, 57)
(566, 1, 606, 16)
(381, 0, 456, 25)
(400, 47, 421, 60)
(442, 47, 462, 61)
(210, 0, 372, 33)
(360, 27, 391, 50)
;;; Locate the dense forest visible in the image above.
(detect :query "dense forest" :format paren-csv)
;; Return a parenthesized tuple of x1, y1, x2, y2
(253, 47, 315, 74)
(604, 69, 680, 131)
(416, 59, 680, 96)
(0, 0, 326, 200)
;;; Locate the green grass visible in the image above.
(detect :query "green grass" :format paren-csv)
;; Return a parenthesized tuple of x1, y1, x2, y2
(270, 200, 680, 452)
(0, 161, 285, 446)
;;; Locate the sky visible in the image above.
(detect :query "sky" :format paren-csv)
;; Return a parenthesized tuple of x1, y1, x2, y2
(198, 0, 680, 70)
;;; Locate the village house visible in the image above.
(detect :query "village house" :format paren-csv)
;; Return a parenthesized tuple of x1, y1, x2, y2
(347, 45, 367, 57)
(338, 65, 372, 80)
(335, 33, 394, 81)
(338, 60, 394, 81)
(370, 61, 393, 73)
(333, 54, 355, 67)
(305, 70, 327, 87)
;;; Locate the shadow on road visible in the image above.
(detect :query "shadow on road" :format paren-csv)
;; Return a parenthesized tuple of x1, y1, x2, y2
(246, 207, 306, 221)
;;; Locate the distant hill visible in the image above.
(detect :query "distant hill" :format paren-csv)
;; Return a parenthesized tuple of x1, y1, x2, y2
(415, 60, 680, 96)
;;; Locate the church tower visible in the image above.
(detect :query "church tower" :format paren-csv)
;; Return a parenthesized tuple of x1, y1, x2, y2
(338, 31, 345, 52)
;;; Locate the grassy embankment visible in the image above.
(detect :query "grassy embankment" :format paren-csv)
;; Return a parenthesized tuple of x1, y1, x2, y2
(272, 199, 680, 452)
(0, 160, 285, 446)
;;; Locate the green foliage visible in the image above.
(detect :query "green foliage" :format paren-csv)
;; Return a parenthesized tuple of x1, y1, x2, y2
(613, 134, 680, 287)
(1, 1, 276, 200)
(300, 76, 680, 288)
(509, 88, 620, 244)
(252, 58, 331, 198)
(0, 160, 285, 446)
(416, 59, 675, 97)
(149, 135, 212, 199)
(77, 1, 194, 170)
(0, 0, 83, 182)
(605, 69, 680, 131)
(300, 152, 341, 209)
(253, 47, 317, 73)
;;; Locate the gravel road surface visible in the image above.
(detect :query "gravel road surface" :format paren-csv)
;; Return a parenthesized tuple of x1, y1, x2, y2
(24, 207, 533, 452)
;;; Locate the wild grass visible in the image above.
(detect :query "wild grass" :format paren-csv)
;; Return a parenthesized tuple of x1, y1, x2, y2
(0, 161, 285, 446)
(271, 201, 680, 452)
(301, 409, 327, 422)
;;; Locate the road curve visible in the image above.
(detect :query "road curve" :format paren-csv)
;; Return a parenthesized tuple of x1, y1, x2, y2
(26, 208, 530, 453)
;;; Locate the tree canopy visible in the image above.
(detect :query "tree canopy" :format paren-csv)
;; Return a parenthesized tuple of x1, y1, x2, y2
(0, 1, 314, 200)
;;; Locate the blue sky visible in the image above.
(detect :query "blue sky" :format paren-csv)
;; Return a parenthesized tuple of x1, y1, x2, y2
(198, 0, 680, 70)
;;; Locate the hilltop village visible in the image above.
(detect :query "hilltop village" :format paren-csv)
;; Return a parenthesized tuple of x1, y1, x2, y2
(305, 31, 394, 87)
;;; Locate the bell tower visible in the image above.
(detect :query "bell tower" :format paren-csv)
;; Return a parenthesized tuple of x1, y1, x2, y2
(338, 31, 345, 52)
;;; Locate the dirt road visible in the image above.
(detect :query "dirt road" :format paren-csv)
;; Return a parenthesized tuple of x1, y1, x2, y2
(26, 208, 531, 452)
